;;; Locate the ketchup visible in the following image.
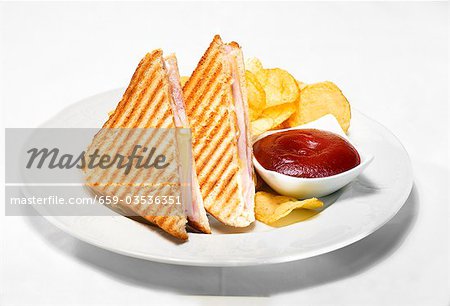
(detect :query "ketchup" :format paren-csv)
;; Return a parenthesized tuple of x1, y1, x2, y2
(253, 129, 360, 178)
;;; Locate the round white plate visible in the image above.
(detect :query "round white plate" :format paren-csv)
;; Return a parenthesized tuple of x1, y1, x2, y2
(29, 89, 413, 266)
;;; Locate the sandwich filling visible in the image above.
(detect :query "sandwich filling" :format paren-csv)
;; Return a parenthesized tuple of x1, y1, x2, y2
(164, 56, 189, 128)
(225, 45, 255, 211)
(164, 55, 203, 222)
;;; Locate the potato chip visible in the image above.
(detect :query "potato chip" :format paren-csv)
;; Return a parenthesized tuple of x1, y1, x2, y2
(250, 103, 296, 136)
(255, 191, 323, 224)
(272, 120, 290, 130)
(246, 71, 266, 120)
(245, 57, 264, 75)
(262, 102, 296, 125)
(180, 76, 189, 87)
(250, 103, 296, 137)
(255, 68, 300, 107)
(297, 80, 307, 90)
(270, 209, 320, 227)
(288, 81, 351, 132)
(251, 117, 274, 136)
(285, 81, 305, 128)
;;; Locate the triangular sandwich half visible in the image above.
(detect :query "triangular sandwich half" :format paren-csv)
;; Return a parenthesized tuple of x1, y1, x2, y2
(85, 50, 210, 240)
(183, 35, 256, 227)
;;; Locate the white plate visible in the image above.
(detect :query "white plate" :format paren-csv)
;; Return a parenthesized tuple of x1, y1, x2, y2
(27, 89, 413, 267)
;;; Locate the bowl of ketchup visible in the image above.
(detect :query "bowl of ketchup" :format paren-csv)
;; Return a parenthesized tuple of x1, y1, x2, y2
(252, 115, 374, 198)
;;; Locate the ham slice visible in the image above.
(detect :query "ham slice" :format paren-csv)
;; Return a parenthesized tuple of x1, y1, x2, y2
(164, 55, 209, 231)
(225, 45, 255, 211)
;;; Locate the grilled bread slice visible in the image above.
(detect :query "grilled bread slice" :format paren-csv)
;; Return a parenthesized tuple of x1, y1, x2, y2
(85, 50, 209, 239)
(183, 35, 256, 227)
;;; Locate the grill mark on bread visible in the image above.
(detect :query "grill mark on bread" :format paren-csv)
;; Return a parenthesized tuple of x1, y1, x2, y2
(113, 53, 164, 128)
(188, 74, 225, 122)
(86, 129, 134, 184)
(194, 119, 231, 170)
(86, 56, 164, 183)
(198, 152, 233, 196)
(211, 169, 238, 204)
(191, 111, 227, 155)
(127, 183, 173, 218)
(183, 50, 221, 103)
(140, 178, 177, 217)
(185, 62, 223, 116)
(140, 91, 170, 128)
(107, 119, 171, 195)
(218, 183, 239, 217)
(114, 139, 176, 199)
(193, 98, 236, 176)
(100, 81, 167, 186)
(118, 59, 161, 127)
(94, 124, 174, 199)
(97, 91, 169, 187)
(111, 130, 175, 197)
(220, 185, 240, 219)
(183, 37, 222, 98)
(199, 146, 234, 200)
(105, 54, 153, 128)
(112, 166, 166, 200)
(98, 110, 174, 204)
(107, 53, 159, 128)
(159, 112, 175, 128)
(120, 66, 162, 127)
(191, 91, 231, 158)
(193, 117, 229, 164)
(156, 217, 171, 231)
(131, 79, 165, 127)
(223, 185, 242, 221)
(109, 95, 176, 196)
(197, 139, 232, 182)
(206, 170, 239, 220)
(161, 216, 176, 232)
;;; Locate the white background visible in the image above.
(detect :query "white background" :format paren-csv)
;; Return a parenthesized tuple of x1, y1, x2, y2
(1, 2, 448, 305)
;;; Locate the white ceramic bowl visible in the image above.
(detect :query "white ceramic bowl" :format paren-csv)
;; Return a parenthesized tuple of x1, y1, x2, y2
(253, 114, 374, 198)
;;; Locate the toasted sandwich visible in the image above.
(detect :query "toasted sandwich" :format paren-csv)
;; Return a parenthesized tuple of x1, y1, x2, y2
(85, 50, 210, 240)
(183, 35, 256, 227)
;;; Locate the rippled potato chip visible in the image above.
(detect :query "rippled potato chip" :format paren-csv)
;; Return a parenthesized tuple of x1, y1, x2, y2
(180, 76, 190, 87)
(255, 191, 323, 224)
(255, 68, 300, 107)
(246, 71, 266, 120)
(261, 102, 296, 125)
(251, 117, 274, 137)
(297, 80, 308, 90)
(250, 103, 296, 136)
(245, 57, 264, 75)
(288, 81, 351, 132)
(272, 120, 290, 130)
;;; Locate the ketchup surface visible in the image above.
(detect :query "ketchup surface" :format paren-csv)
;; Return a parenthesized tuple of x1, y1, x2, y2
(253, 129, 360, 178)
